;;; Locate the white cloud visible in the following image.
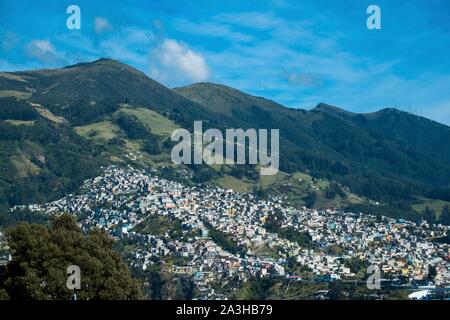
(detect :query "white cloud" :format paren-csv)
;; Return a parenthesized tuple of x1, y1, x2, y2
(25, 39, 64, 63)
(94, 17, 113, 34)
(286, 72, 325, 87)
(29, 39, 54, 54)
(150, 39, 211, 85)
(173, 19, 253, 43)
(123, 27, 154, 45)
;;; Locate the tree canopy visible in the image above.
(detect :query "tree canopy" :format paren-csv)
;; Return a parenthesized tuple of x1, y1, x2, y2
(0, 214, 142, 300)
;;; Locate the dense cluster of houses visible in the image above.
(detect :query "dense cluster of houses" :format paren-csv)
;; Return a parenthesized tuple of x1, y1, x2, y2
(286, 210, 450, 284)
(10, 165, 450, 298)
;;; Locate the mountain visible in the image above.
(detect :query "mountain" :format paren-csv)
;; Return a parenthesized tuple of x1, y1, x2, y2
(0, 59, 226, 211)
(1, 59, 450, 219)
(2, 58, 212, 127)
(175, 82, 450, 203)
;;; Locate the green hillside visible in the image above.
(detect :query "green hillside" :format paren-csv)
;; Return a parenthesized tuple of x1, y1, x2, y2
(175, 83, 450, 202)
(1, 59, 450, 222)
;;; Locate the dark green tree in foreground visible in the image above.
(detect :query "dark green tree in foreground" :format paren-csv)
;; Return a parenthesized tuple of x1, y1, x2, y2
(0, 214, 142, 300)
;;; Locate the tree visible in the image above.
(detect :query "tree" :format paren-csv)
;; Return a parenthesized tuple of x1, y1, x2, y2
(304, 191, 317, 208)
(0, 288, 9, 300)
(246, 277, 274, 300)
(427, 265, 437, 281)
(263, 210, 283, 233)
(440, 205, 450, 226)
(143, 137, 162, 155)
(325, 182, 346, 200)
(114, 112, 151, 139)
(328, 281, 347, 300)
(422, 207, 436, 224)
(192, 166, 216, 183)
(344, 257, 369, 275)
(0, 214, 142, 300)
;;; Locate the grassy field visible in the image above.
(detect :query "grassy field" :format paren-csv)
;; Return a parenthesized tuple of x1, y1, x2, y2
(10, 153, 41, 178)
(258, 171, 289, 187)
(73, 114, 175, 167)
(4, 120, 35, 126)
(232, 282, 254, 300)
(0, 90, 32, 99)
(412, 197, 450, 218)
(281, 282, 327, 300)
(216, 174, 253, 192)
(74, 120, 121, 141)
(216, 168, 364, 209)
(216, 169, 288, 192)
(117, 106, 179, 136)
(232, 278, 326, 300)
(32, 105, 66, 123)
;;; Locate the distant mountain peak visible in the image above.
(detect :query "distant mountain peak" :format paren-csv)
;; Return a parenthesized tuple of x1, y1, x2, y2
(61, 57, 136, 72)
(174, 81, 289, 117)
(175, 82, 247, 96)
(94, 57, 116, 63)
(312, 103, 355, 116)
(89, 57, 130, 67)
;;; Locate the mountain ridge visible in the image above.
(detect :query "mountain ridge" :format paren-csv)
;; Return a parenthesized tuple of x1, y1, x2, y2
(6, 58, 448, 127)
(1, 58, 450, 220)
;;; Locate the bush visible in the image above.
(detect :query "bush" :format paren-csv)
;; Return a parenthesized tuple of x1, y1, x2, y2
(114, 112, 151, 139)
(143, 137, 162, 155)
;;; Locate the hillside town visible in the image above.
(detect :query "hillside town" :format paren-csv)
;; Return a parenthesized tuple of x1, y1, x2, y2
(9, 165, 450, 299)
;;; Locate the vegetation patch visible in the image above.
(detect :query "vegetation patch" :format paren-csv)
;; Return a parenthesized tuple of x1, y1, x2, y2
(0, 90, 32, 99)
(75, 120, 121, 141)
(118, 106, 179, 136)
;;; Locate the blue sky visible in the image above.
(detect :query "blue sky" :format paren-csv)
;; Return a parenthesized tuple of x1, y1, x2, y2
(1, 0, 450, 124)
